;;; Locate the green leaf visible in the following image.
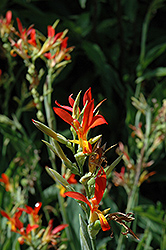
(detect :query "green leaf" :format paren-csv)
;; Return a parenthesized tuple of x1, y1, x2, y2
(46, 167, 70, 188)
(143, 43, 166, 69)
(135, 228, 153, 250)
(2, 239, 12, 250)
(79, 214, 93, 250)
(32, 119, 69, 145)
(134, 204, 166, 228)
(12, 236, 20, 250)
(105, 154, 123, 177)
(43, 140, 79, 174)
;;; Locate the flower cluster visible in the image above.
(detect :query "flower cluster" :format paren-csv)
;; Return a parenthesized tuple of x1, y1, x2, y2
(54, 87, 108, 154)
(0, 11, 74, 66)
(112, 95, 166, 192)
(0, 201, 68, 248)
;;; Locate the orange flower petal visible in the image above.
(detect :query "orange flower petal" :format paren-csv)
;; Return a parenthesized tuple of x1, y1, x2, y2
(90, 115, 108, 129)
(64, 191, 92, 210)
(83, 87, 92, 105)
(94, 168, 106, 204)
(53, 107, 74, 126)
(97, 211, 110, 231)
(51, 224, 68, 235)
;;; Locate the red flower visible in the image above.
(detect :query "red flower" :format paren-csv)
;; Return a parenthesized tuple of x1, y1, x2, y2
(18, 224, 39, 245)
(16, 18, 34, 41)
(54, 88, 107, 154)
(55, 37, 74, 63)
(0, 210, 23, 232)
(42, 219, 68, 246)
(39, 25, 63, 56)
(0, 10, 12, 25)
(0, 10, 12, 36)
(0, 173, 12, 192)
(55, 87, 92, 113)
(27, 28, 37, 46)
(43, 28, 74, 65)
(17, 202, 42, 223)
(64, 169, 110, 231)
(1, 209, 39, 245)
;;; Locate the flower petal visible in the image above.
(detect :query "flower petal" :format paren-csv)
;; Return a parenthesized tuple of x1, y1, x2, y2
(83, 87, 92, 105)
(51, 224, 68, 235)
(68, 94, 75, 107)
(94, 168, 106, 204)
(6, 11, 12, 25)
(55, 100, 73, 112)
(64, 191, 92, 210)
(53, 107, 74, 126)
(0, 210, 10, 219)
(89, 114, 108, 129)
(35, 202, 42, 214)
(82, 100, 94, 134)
(16, 18, 23, 33)
(26, 224, 39, 234)
(47, 25, 55, 37)
(97, 211, 110, 231)
(67, 174, 77, 184)
(0, 173, 9, 184)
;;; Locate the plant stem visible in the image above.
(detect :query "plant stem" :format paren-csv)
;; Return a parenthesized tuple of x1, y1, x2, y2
(43, 70, 57, 170)
(91, 238, 97, 250)
(58, 193, 77, 250)
(116, 147, 144, 250)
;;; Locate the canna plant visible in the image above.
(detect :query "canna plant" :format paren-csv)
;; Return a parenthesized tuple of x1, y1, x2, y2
(32, 87, 139, 250)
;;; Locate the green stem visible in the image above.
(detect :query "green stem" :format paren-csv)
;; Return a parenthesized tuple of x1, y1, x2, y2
(116, 147, 144, 250)
(91, 238, 97, 250)
(43, 69, 57, 169)
(44, 68, 56, 130)
(58, 193, 77, 250)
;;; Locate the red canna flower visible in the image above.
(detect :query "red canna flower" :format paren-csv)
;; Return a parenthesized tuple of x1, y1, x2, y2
(0, 173, 12, 192)
(0, 210, 23, 232)
(42, 219, 68, 246)
(17, 202, 42, 223)
(64, 169, 110, 231)
(54, 88, 107, 154)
